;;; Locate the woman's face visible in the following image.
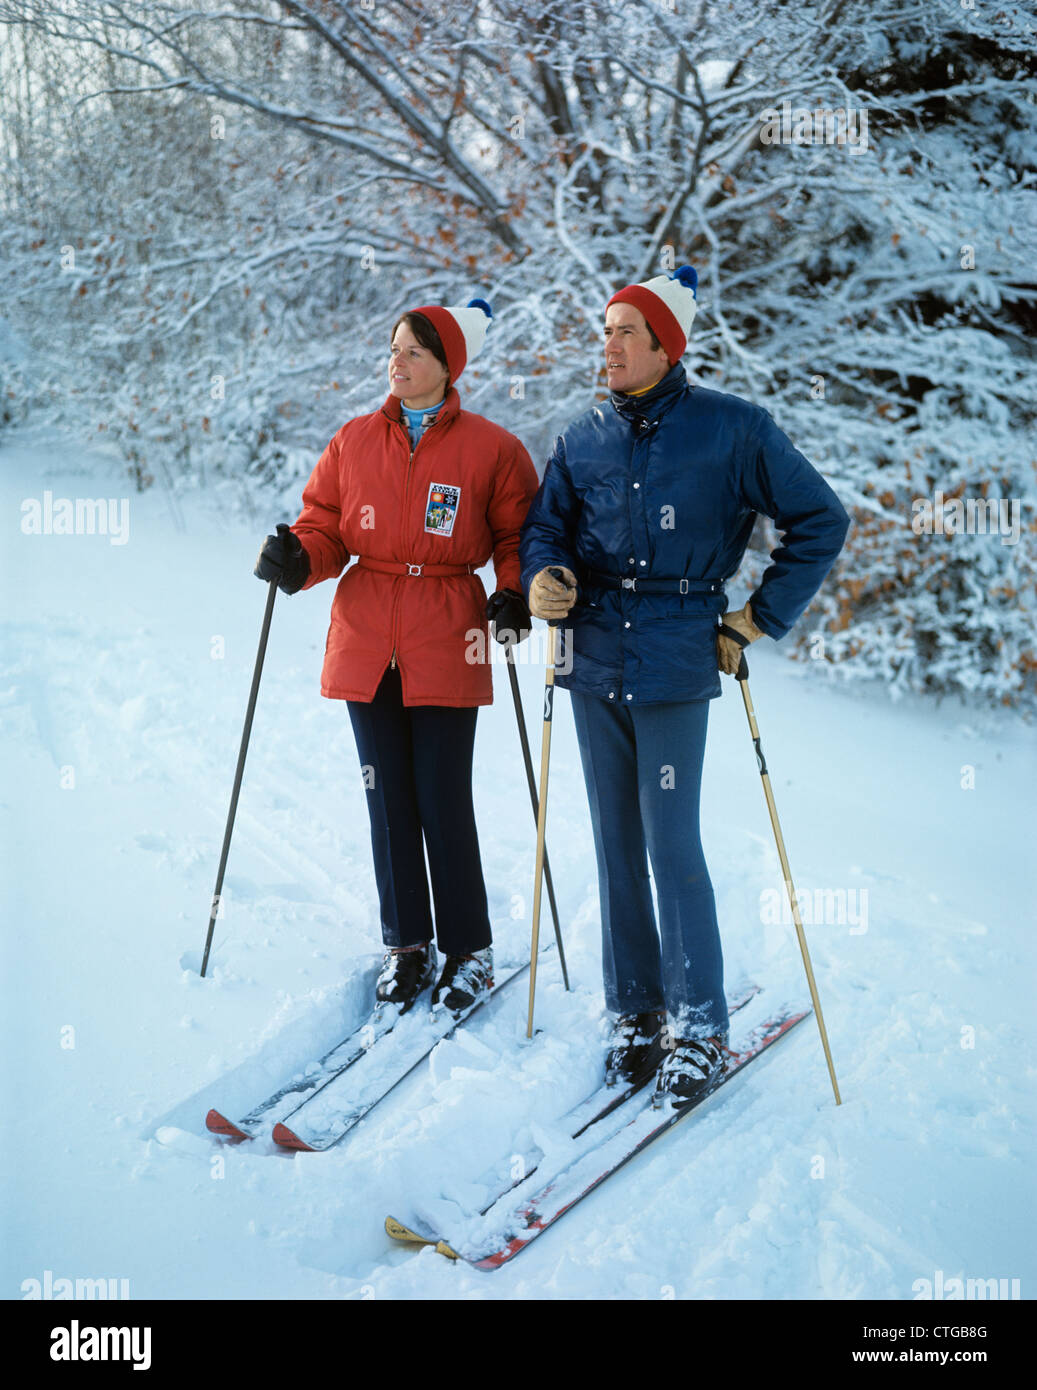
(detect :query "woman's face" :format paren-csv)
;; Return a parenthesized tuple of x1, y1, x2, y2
(388, 321, 449, 408)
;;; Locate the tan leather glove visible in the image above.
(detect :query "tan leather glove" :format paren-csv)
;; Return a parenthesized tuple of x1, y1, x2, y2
(529, 566, 578, 621)
(717, 601, 766, 674)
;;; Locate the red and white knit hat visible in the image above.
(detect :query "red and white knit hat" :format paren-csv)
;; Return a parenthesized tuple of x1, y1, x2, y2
(605, 266, 698, 364)
(406, 298, 493, 383)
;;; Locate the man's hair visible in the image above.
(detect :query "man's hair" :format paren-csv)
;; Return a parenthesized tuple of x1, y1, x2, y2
(606, 311, 664, 354)
(391, 311, 449, 380)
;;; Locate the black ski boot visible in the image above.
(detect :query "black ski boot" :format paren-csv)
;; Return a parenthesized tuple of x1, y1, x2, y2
(604, 1010, 667, 1087)
(375, 942, 437, 1013)
(431, 947, 493, 1020)
(653, 1033, 728, 1107)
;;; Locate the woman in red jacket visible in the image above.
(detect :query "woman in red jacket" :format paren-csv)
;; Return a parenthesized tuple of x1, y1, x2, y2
(255, 299, 539, 1019)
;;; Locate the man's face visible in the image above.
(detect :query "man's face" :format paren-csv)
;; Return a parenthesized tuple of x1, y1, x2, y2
(604, 302, 670, 394)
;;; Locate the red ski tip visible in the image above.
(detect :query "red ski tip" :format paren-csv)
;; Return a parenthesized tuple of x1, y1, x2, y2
(205, 1109, 249, 1140)
(272, 1122, 314, 1151)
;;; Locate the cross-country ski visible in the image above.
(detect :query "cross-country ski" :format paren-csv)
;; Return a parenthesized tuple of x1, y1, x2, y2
(386, 1002, 808, 1268)
(269, 959, 529, 1151)
(206, 958, 532, 1146)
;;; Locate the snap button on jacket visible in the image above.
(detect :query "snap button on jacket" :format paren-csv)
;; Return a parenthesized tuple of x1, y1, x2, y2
(292, 388, 539, 706)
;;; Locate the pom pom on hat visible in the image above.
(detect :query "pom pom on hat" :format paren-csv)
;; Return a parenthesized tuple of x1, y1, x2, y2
(407, 297, 492, 383)
(606, 265, 699, 364)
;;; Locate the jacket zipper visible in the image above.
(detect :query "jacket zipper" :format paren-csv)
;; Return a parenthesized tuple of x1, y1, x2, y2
(388, 409, 443, 675)
(390, 417, 422, 673)
(389, 574, 401, 670)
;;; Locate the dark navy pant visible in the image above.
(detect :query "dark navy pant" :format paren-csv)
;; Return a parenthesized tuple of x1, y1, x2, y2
(346, 666, 491, 956)
(568, 691, 728, 1041)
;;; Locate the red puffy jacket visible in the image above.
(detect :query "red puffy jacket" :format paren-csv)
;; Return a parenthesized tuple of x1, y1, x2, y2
(291, 388, 539, 707)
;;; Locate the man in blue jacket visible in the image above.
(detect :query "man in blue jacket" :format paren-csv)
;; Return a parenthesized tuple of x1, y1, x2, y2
(519, 265, 850, 1104)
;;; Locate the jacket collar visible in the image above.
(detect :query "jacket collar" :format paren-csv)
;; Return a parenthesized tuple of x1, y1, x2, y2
(381, 384, 461, 426)
(608, 361, 690, 425)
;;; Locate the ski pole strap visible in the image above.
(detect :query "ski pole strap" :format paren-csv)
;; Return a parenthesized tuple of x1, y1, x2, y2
(357, 557, 475, 578)
(717, 621, 750, 681)
(584, 569, 725, 595)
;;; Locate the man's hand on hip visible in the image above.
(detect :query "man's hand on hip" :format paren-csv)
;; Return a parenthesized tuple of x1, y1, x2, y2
(717, 601, 766, 674)
(529, 566, 578, 621)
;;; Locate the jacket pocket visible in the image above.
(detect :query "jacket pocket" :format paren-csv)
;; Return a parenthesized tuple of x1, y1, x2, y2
(639, 593, 722, 623)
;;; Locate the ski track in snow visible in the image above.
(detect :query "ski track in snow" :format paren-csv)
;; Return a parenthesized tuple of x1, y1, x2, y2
(2, 433, 1034, 1300)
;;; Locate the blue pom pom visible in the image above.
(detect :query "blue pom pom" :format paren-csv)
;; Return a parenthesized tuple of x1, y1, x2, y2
(672, 265, 698, 296)
(467, 297, 493, 318)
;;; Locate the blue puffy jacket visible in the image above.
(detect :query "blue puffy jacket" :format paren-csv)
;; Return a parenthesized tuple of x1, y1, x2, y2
(519, 363, 851, 703)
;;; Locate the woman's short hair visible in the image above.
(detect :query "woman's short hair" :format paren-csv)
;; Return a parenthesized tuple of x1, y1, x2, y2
(391, 312, 450, 382)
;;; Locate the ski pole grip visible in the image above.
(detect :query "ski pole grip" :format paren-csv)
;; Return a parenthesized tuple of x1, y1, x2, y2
(718, 622, 750, 681)
(546, 566, 575, 629)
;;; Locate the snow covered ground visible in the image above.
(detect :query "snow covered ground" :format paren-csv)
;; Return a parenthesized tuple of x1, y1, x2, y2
(3, 431, 1034, 1301)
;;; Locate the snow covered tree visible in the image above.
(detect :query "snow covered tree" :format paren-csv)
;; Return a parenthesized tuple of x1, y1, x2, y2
(0, 0, 1033, 703)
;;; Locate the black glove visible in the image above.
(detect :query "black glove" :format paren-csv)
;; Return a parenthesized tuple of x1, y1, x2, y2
(486, 588, 532, 645)
(254, 523, 310, 595)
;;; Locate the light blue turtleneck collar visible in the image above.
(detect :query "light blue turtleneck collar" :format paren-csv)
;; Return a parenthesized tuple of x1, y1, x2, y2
(400, 398, 445, 447)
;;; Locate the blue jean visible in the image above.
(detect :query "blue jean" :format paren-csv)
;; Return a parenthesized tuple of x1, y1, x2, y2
(568, 691, 728, 1040)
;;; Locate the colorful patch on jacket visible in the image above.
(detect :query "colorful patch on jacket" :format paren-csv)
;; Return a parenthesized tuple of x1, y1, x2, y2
(424, 483, 461, 536)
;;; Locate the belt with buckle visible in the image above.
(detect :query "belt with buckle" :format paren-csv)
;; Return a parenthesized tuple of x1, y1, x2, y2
(357, 557, 475, 578)
(584, 568, 725, 595)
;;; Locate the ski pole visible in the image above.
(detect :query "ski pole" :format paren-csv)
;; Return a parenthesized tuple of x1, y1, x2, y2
(718, 622, 842, 1106)
(526, 569, 570, 1037)
(503, 639, 570, 991)
(200, 579, 278, 977)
